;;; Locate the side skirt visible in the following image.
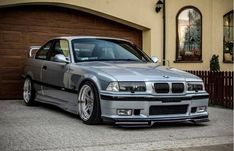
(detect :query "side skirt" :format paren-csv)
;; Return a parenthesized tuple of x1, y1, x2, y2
(35, 93, 79, 115)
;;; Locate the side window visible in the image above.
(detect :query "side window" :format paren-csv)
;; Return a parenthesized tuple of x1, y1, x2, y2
(35, 41, 52, 60)
(48, 39, 70, 61)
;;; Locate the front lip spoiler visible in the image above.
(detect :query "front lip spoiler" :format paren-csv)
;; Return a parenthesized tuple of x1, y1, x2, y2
(102, 115, 209, 124)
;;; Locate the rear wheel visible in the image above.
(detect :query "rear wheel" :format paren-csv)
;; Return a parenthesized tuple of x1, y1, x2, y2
(23, 78, 36, 106)
(78, 81, 101, 125)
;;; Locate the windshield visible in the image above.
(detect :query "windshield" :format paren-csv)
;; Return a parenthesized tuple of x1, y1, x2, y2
(71, 38, 152, 63)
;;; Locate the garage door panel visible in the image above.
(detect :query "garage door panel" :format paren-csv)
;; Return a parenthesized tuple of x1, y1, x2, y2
(0, 81, 23, 99)
(0, 50, 26, 57)
(0, 55, 25, 60)
(26, 10, 50, 20)
(0, 5, 142, 99)
(26, 25, 59, 33)
(51, 13, 73, 22)
(1, 68, 22, 81)
(0, 58, 24, 68)
(0, 15, 32, 26)
(110, 31, 133, 37)
(0, 42, 26, 49)
(28, 32, 57, 44)
(0, 24, 28, 33)
(0, 45, 27, 57)
(47, 28, 81, 35)
(1, 31, 23, 43)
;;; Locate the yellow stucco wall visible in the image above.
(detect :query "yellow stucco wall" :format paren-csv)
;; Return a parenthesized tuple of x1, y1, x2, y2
(0, 0, 233, 71)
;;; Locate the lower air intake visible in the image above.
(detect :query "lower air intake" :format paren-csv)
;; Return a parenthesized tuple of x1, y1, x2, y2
(149, 105, 188, 115)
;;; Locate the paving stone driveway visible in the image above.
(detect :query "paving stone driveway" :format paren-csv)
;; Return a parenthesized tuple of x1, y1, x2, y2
(0, 100, 233, 151)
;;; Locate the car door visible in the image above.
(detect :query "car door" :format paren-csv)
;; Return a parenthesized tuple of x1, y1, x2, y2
(33, 40, 53, 96)
(41, 39, 73, 105)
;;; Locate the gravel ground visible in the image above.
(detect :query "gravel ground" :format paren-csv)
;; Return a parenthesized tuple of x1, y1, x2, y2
(0, 100, 233, 151)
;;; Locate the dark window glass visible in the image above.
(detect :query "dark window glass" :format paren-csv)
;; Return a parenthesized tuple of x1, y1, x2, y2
(223, 10, 234, 63)
(72, 39, 152, 63)
(35, 41, 52, 60)
(48, 40, 70, 61)
(176, 7, 202, 62)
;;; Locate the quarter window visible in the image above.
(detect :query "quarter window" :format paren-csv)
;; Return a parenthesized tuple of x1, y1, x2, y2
(176, 7, 202, 62)
(35, 41, 53, 60)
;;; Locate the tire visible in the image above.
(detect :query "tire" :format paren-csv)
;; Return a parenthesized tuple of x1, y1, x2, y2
(23, 77, 36, 106)
(78, 81, 101, 125)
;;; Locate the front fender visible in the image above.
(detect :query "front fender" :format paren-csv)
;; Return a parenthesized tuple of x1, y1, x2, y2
(68, 64, 117, 93)
(77, 74, 102, 91)
(23, 70, 34, 80)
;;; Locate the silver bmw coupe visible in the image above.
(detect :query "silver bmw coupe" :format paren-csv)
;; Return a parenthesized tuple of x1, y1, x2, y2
(22, 36, 209, 125)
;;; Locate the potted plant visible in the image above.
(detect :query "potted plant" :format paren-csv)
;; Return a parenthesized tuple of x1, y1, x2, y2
(210, 54, 220, 71)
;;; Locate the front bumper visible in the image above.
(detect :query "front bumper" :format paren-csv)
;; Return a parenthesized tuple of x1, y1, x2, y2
(100, 93, 209, 124)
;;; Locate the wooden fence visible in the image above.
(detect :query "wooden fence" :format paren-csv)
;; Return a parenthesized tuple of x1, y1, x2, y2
(187, 70, 233, 108)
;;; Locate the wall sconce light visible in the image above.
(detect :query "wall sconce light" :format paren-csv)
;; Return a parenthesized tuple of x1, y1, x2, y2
(155, 0, 164, 13)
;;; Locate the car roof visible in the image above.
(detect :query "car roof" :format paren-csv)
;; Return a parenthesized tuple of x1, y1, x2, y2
(52, 36, 133, 44)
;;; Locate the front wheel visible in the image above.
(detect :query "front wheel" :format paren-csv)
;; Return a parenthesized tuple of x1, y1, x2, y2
(23, 78, 36, 106)
(78, 81, 101, 125)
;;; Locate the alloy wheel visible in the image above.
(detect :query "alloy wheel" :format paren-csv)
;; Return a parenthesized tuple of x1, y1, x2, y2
(23, 78, 32, 103)
(78, 84, 95, 121)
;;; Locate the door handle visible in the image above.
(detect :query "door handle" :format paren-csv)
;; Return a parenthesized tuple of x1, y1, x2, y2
(42, 65, 47, 70)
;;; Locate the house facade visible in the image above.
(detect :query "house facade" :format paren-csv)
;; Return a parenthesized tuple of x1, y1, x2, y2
(0, 0, 233, 98)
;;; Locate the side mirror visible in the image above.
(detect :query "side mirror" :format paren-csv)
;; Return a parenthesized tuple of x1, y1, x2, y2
(54, 54, 70, 63)
(151, 56, 159, 63)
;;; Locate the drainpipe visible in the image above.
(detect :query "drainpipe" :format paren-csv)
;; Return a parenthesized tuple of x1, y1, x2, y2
(162, 0, 166, 66)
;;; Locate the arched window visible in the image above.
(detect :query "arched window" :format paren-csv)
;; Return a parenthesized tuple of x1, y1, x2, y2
(175, 6, 202, 62)
(223, 10, 233, 63)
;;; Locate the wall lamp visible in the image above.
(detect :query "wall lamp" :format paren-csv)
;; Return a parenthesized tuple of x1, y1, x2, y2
(155, 0, 164, 13)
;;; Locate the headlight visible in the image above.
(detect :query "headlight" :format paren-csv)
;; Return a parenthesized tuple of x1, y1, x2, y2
(106, 81, 146, 92)
(106, 82, 119, 92)
(187, 82, 204, 92)
(119, 82, 146, 92)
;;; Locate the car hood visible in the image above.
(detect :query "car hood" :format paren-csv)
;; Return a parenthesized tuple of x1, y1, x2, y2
(77, 61, 201, 82)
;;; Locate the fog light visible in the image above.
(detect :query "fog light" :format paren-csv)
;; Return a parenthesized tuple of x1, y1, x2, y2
(197, 106, 206, 113)
(117, 109, 132, 116)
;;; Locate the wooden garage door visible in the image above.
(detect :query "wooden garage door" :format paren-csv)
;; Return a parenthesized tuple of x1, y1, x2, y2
(0, 5, 142, 99)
